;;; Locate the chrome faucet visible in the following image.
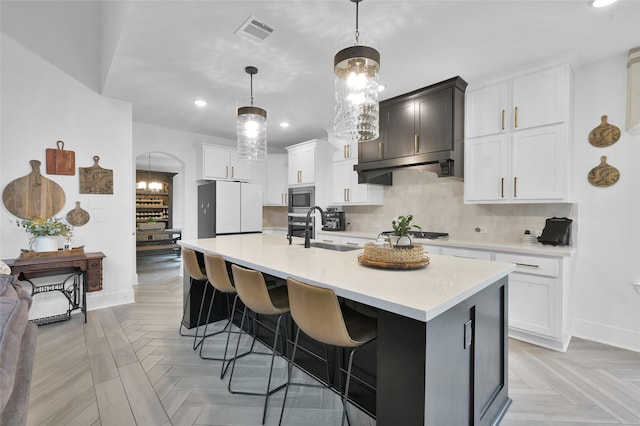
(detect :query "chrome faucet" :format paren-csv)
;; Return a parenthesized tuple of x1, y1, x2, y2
(304, 206, 325, 248)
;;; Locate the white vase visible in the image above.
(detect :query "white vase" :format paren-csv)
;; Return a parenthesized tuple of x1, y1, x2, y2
(33, 236, 60, 252)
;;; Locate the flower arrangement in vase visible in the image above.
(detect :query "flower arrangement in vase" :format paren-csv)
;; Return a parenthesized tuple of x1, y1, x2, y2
(16, 217, 73, 252)
(391, 215, 422, 248)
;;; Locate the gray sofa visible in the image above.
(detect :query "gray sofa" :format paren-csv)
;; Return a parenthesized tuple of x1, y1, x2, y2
(0, 272, 37, 426)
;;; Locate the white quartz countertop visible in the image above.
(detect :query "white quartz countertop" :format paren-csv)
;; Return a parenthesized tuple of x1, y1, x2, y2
(316, 230, 575, 257)
(180, 234, 515, 323)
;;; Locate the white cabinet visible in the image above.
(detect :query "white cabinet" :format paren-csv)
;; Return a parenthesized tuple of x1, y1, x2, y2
(331, 140, 358, 162)
(441, 247, 492, 260)
(465, 124, 566, 202)
(202, 145, 251, 181)
(330, 160, 383, 205)
(464, 64, 571, 204)
(260, 154, 288, 206)
(287, 142, 316, 185)
(494, 252, 569, 351)
(314, 232, 373, 248)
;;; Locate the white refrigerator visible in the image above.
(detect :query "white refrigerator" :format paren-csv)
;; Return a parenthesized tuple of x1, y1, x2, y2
(198, 181, 262, 237)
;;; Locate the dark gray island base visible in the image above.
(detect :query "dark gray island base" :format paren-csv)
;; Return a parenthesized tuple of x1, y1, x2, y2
(180, 235, 513, 425)
(378, 276, 510, 425)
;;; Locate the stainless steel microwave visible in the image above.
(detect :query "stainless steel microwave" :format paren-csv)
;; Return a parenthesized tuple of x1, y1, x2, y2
(288, 186, 315, 213)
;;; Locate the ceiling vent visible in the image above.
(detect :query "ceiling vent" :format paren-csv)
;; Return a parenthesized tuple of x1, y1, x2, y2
(235, 15, 274, 44)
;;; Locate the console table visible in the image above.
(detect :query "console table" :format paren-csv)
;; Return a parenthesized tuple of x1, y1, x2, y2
(2, 252, 106, 325)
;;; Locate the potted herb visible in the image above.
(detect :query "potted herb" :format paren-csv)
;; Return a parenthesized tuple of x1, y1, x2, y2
(391, 215, 422, 248)
(16, 217, 73, 252)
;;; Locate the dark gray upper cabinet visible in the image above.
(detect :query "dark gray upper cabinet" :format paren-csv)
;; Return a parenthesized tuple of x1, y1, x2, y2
(355, 76, 467, 182)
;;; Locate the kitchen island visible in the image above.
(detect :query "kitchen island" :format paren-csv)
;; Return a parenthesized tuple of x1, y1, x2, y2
(180, 234, 515, 426)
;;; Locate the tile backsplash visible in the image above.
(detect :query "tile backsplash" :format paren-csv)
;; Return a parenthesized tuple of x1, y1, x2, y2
(343, 170, 577, 244)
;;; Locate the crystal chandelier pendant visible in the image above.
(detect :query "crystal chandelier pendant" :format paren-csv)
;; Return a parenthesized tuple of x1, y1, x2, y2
(237, 66, 267, 164)
(334, 0, 380, 144)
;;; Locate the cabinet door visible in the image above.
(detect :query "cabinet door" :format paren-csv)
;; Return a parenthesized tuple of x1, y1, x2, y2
(358, 140, 382, 163)
(288, 144, 316, 185)
(264, 155, 288, 206)
(203, 146, 231, 179)
(332, 141, 358, 162)
(215, 181, 241, 234)
(465, 82, 509, 138)
(383, 99, 416, 159)
(512, 65, 567, 130)
(511, 124, 565, 201)
(230, 151, 252, 181)
(331, 161, 351, 204)
(416, 89, 453, 153)
(508, 273, 560, 338)
(464, 134, 508, 202)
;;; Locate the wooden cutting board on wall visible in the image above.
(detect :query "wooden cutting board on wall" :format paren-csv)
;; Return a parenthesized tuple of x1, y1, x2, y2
(588, 156, 620, 187)
(2, 160, 66, 219)
(46, 140, 75, 175)
(79, 156, 113, 194)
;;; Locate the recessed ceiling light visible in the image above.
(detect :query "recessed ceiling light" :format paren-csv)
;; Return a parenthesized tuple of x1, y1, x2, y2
(280, 122, 290, 128)
(378, 84, 386, 92)
(194, 99, 207, 107)
(591, 0, 617, 7)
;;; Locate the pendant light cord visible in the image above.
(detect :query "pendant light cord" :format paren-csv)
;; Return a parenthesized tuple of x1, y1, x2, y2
(354, 0, 360, 45)
(250, 74, 254, 106)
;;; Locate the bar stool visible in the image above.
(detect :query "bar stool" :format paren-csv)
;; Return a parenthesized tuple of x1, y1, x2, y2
(228, 264, 290, 425)
(196, 253, 247, 379)
(178, 248, 209, 349)
(279, 277, 377, 426)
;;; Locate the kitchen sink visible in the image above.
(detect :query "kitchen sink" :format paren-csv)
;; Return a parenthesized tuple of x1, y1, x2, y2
(299, 242, 361, 252)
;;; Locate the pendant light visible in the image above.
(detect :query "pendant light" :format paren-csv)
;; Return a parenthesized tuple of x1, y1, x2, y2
(334, 0, 380, 144)
(137, 153, 163, 191)
(237, 66, 267, 164)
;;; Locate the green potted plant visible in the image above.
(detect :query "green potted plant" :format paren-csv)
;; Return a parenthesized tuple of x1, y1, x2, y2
(16, 216, 73, 252)
(391, 215, 422, 248)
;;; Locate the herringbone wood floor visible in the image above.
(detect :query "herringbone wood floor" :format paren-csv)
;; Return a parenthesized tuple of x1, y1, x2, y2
(25, 255, 640, 426)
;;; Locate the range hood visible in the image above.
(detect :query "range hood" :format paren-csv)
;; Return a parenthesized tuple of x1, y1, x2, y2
(355, 76, 467, 185)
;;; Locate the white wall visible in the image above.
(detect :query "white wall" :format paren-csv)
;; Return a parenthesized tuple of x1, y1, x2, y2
(571, 53, 640, 351)
(0, 34, 135, 312)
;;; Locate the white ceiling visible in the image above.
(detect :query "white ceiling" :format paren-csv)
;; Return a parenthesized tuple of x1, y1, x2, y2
(2, 0, 640, 151)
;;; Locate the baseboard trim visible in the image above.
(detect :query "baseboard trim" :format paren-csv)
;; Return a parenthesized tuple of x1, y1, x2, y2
(572, 318, 640, 352)
(87, 289, 135, 311)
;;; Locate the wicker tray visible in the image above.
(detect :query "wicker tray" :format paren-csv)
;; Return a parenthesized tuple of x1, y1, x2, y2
(363, 242, 425, 263)
(358, 253, 430, 269)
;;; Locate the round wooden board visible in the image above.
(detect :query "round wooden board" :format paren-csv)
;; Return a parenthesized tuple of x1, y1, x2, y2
(2, 160, 65, 219)
(588, 156, 620, 187)
(66, 201, 90, 226)
(358, 253, 430, 269)
(588, 115, 620, 147)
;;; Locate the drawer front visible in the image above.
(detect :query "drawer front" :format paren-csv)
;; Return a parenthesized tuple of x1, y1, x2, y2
(495, 253, 559, 277)
(441, 247, 492, 260)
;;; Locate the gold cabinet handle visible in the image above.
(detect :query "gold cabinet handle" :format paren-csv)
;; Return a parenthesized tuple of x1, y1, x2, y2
(347, 188, 350, 202)
(501, 109, 505, 130)
(345, 242, 359, 246)
(414, 135, 419, 153)
(514, 106, 518, 128)
(225, 166, 229, 178)
(231, 166, 234, 178)
(514, 177, 518, 197)
(344, 145, 347, 159)
(378, 141, 383, 159)
(515, 262, 540, 268)
(347, 144, 351, 158)
(322, 239, 334, 243)
(501, 177, 505, 198)
(343, 188, 347, 202)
